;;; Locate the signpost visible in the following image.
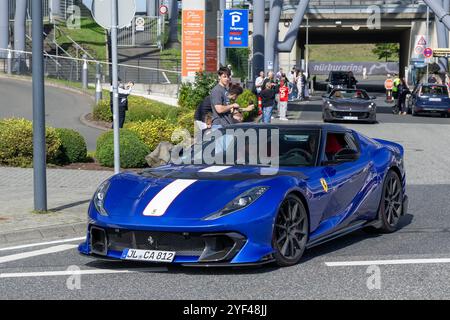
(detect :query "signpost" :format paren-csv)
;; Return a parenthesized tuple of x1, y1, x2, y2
(223, 9, 249, 48)
(159, 5, 168, 15)
(92, 0, 136, 174)
(424, 47, 433, 58)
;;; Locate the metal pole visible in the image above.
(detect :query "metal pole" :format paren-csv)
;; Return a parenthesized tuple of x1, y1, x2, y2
(265, 0, 281, 72)
(32, 0, 47, 212)
(111, 0, 121, 174)
(219, 0, 226, 67)
(426, 5, 429, 80)
(168, 0, 179, 45)
(306, 17, 309, 76)
(436, 0, 449, 73)
(252, 0, 265, 81)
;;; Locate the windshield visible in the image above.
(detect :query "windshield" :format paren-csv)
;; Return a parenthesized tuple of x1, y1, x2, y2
(330, 72, 349, 82)
(177, 128, 320, 167)
(331, 89, 369, 100)
(420, 86, 449, 96)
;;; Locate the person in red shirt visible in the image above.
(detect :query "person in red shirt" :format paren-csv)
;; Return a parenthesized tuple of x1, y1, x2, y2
(278, 80, 290, 121)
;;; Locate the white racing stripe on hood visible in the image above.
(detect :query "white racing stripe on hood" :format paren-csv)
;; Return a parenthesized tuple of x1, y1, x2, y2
(143, 166, 231, 217)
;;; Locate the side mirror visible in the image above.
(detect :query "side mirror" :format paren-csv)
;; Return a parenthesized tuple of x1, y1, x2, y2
(371, 96, 377, 100)
(334, 149, 359, 162)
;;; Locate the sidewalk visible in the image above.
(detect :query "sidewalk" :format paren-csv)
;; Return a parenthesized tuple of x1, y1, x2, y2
(0, 167, 112, 244)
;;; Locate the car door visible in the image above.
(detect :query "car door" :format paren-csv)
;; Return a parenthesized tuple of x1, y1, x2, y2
(320, 130, 373, 227)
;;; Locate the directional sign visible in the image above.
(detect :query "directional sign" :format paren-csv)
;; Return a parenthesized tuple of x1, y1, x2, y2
(91, 0, 136, 29)
(424, 47, 433, 58)
(433, 48, 450, 57)
(223, 9, 249, 48)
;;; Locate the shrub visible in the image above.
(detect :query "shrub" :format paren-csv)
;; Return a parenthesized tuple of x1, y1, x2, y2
(0, 118, 61, 167)
(235, 89, 258, 122)
(96, 129, 149, 168)
(177, 110, 195, 137)
(92, 96, 179, 124)
(125, 119, 180, 152)
(55, 128, 88, 164)
(178, 72, 217, 110)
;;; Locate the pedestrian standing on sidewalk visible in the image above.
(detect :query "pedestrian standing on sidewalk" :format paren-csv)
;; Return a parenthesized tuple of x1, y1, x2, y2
(278, 80, 289, 121)
(110, 81, 134, 128)
(255, 71, 265, 95)
(260, 82, 276, 124)
(397, 78, 410, 116)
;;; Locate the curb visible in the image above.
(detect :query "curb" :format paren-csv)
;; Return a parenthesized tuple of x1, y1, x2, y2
(80, 112, 110, 131)
(0, 222, 87, 245)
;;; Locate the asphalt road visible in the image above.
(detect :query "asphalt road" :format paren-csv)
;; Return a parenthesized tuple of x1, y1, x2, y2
(1, 92, 450, 300)
(0, 77, 102, 150)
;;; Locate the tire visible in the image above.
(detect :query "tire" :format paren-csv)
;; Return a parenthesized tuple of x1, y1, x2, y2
(272, 194, 309, 267)
(376, 170, 404, 233)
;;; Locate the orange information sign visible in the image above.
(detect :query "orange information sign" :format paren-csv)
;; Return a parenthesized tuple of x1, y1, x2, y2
(182, 10, 205, 78)
(385, 79, 394, 90)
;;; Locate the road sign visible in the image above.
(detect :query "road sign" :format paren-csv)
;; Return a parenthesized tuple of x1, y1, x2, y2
(223, 9, 249, 48)
(424, 47, 433, 58)
(159, 5, 168, 15)
(91, 0, 136, 29)
(433, 48, 450, 57)
(385, 79, 394, 90)
(135, 16, 145, 31)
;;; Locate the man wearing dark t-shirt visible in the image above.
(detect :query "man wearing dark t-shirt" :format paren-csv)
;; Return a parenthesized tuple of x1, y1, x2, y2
(210, 67, 240, 127)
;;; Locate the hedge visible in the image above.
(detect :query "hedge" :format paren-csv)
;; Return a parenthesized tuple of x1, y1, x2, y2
(93, 96, 179, 124)
(55, 128, 88, 164)
(125, 119, 181, 152)
(96, 129, 150, 168)
(0, 118, 61, 167)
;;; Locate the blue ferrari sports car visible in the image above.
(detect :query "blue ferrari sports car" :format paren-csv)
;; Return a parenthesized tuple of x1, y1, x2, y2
(79, 124, 408, 267)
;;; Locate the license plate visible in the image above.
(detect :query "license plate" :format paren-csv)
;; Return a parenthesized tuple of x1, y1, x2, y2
(343, 116, 358, 120)
(429, 98, 442, 102)
(121, 249, 175, 263)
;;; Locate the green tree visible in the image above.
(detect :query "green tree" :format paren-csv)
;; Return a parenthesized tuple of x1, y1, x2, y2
(372, 43, 400, 62)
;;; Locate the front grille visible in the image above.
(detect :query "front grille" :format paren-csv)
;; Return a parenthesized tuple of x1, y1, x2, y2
(105, 229, 206, 256)
(332, 111, 369, 119)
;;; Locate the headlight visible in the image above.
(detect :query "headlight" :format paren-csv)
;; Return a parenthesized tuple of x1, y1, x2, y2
(327, 101, 334, 107)
(204, 186, 269, 220)
(368, 103, 376, 110)
(93, 180, 110, 216)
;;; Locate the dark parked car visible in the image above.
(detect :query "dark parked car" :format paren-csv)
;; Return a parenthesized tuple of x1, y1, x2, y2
(322, 89, 377, 123)
(408, 84, 450, 117)
(326, 71, 358, 93)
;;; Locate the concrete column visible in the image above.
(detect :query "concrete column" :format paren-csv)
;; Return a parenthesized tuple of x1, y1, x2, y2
(50, 0, 61, 20)
(168, 0, 179, 46)
(265, 0, 282, 72)
(147, 0, 157, 17)
(399, 30, 411, 78)
(436, 0, 449, 72)
(219, 0, 226, 67)
(0, 0, 9, 58)
(14, 0, 27, 73)
(252, 0, 265, 81)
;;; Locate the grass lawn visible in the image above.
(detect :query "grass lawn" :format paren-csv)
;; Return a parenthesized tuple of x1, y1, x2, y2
(309, 44, 399, 62)
(51, 17, 107, 61)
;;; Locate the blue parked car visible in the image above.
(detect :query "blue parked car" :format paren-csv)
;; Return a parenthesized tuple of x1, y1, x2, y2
(409, 83, 450, 117)
(79, 124, 408, 267)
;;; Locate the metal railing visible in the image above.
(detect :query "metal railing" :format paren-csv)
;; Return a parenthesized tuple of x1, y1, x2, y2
(307, 0, 420, 6)
(0, 48, 181, 85)
(117, 16, 164, 49)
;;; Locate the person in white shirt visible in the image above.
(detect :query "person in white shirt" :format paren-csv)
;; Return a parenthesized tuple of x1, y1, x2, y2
(110, 81, 135, 128)
(255, 71, 265, 95)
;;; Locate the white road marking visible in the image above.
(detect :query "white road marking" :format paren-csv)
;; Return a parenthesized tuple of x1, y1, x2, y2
(325, 258, 450, 267)
(0, 237, 85, 252)
(0, 268, 168, 278)
(0, 245, 78, 264)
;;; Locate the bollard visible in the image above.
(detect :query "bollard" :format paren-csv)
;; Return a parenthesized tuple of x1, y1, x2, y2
(7, 48, 12, 74)
(82, 54, 88, 89)
(95, 78, 102, 104)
